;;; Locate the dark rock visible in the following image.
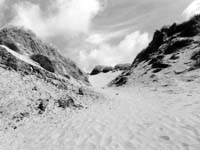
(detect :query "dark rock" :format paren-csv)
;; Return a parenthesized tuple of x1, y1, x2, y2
(114, 63, 131, 71)
(0, 47, 18, 70)
(37, 99, 49, 114)
(148, 57, 170, 69)
(57, 97, 76, 109)
(30, 54, 55, 73)
(151, 61, 170, 69)
(164, 39, 192, 54)
(0, 40, 20, 52)
(102, 66, 113, 73)
(191, 49, 200, 69)
(109, 76, 128, 87)
(153, 68, 162, 73)
(90, 65, 114, 75)
(57, 97, 83, 109)
(132, 30, 165, 67)
(90, 65, 104, 75)
(170, 54, 179, 60)
(176, 15, 200, 37)
(32, 86, 37, 91)
(78, 88, 84, 95)
(90, 64, 130, 76)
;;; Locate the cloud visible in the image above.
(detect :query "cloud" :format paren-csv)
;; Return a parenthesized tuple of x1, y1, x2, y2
(183, 0, 200, 19)
(11, 0, 102, 38)
(79, 31, 150, 71)
(0, 0, 6, 22)
(86, 29, 128, 44)
(0, 0, 5, 5)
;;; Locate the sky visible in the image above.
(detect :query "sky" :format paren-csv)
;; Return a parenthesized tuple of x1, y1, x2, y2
(0, 0, 199, 71)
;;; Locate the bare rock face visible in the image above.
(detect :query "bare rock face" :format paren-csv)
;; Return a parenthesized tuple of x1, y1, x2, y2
(110, 15, 200, 86)
(102, 66, 114, 73)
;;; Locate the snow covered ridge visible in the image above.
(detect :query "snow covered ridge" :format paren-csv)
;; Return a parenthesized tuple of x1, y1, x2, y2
(111, 15, 200, 86)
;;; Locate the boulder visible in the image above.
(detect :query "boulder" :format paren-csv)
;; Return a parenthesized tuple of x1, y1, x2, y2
(102, 66, 114, 73)
(90, 65, 105, 75)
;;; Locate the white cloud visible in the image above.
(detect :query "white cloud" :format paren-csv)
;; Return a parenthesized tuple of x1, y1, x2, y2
(11, 0, 102, 38)
(0, 0, 4, 12)
(0, 0, 5, 5)
(79, 31, 150, 71)
(0, 0, 6, 22)
(183, 0, 200, 19)
(86, 29, 128, 44)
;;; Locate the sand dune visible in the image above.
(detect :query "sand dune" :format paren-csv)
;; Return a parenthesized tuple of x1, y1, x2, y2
(1, 73, 200, 150)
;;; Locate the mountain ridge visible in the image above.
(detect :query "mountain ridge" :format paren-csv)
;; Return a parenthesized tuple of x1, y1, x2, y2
(0, 26, 89, 84)
(110, 15, 200, 87)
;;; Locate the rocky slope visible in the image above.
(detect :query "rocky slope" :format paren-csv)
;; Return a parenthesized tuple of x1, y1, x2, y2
(110, 15, 200, 86)
(0, 26, 102, 130)
(0, 26, 89, 84)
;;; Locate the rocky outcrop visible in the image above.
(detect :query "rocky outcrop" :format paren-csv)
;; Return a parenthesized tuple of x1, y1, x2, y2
(90, 63, 131, 75)
(110, 15, 200, 86)
(90, 65, 106, 75)
(30, 54, 55, 73)
(114, 63, 131, 71)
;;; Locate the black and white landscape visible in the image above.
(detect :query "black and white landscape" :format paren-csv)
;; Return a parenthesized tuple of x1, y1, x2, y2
(1, 0, 200, 150)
